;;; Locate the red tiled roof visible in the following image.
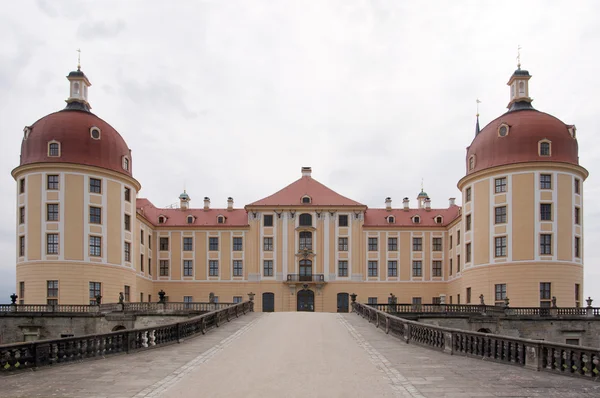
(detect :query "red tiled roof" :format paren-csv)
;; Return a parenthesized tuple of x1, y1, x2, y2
(363, 206, 461, 227)
(136, 198, 249, 227)
(247, 176, 364, 207)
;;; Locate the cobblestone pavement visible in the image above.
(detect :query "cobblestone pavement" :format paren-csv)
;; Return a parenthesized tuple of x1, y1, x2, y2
(1, 312, 599, 398)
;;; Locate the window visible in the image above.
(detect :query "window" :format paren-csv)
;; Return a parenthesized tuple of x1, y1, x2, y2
(495, 206, 507, 224)
(299, 231, 312, 250)
(466, 187, 472, 202)
(47, 204, 59, 221)
(575, 237, 581, 258)
(19, 281, 25, 304)
(575, 207, 580, 225)
(19, 236, 25, 257)
(124, 187, 131, 202)
(148, 258, 151, 275)
(90, 126, 101, 139)
(435, 216, 443, 224)
(457, 294, 461, 304)
(449, 258, 453, 275)
(89, 178, 101, 193)
(299, 213, 312, 226)
(47, 175, 59, 190)
(124, 242, 131, 262)
(574, 179, 580, 194)
(432, 261, 442, 277)
(540, 234, 552, 255)
(387, 261, 398, 277)
(387, 216, 395, 224)
(89, 207, 101, 224)
(457, 231, 461, 245)
(449, 235, 453, 247)
(148, 236, 151, 250)
(468, 156, 475, 170)
(388, 237, 398, 251)
(413, 216, 420, 224)
(494, 236, 506, 257)
(209, 260, 219, 276)
(47, 233, 59, 254)
(187, 215, 194, 224)
(338, 215, 348, 227)
(432, 237, 442, 251)
(124, 285, 130, 302)
(466, 215, 471, 231)
(19, 207, 25, 224)
(141, 230, 144, 245)
(47, 280, 58, 302)
(412, 260, 422, 277)
(233, 237, 243, 251)
(412, 237, 422, 251)
(367, 297, 377, 305)
(183, 260, 193, 276)
(368, 261, 378, 277)
(159, 260, 169, 276)
(159, 216, 166, 224)
(159, 237, 169, 251)
(48, 142, 60, 157)
(457, 255, 461, 272)
(263, 214, 273, 227)
(412, 297, 422, 305)
(566, 339, 580, 346)
(432, 297, 441, 305)
(263, 260, 273, 277)
(89, 282, 101, 305)
(495, 284, 507, 302)
(338, 261, 348, 277)
(233, 260, 243, 277)
(539, 141, 551, 156)
(264, 237, 273, 251)
(368, 237, 378, 251)
(540, 203, 552, 221)
(575, 284, 581, 307)
(540, 174, 552, 189)
(183, 296, 193, 306)
(466, 287, 471, 304)
(302, 196, 311, 204)
(124, 214, 131, 231)
(540, 282, 552, 307)
(466, 243, 471, 263)
(495, 177, 507, 193)
(338, 237, 348, 251)
(183, 237, 193, 251)
(19, 178, 25, 194)
(209, 237, 218, 251)
(233, 296, 243, 304)
(89, 236, 101, 257)
(123, 157, 130, 171)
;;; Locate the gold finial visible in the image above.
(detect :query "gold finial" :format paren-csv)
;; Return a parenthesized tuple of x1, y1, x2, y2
(476, 98, 481, 117)
(517, 45, 522, 69)
(76, 48, 81, 71)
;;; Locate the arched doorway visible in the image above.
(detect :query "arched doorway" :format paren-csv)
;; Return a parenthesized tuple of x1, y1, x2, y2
(112, 325, 126, 331)
(263, 292, 275, 312)
(299, 259, 312, 281)
(297, 289, 314, 312)
(337, 293, 349, 312)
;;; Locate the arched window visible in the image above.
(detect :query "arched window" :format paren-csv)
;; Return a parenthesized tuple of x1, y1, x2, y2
(73, 82, 80, 95)
(518, 81, 525, 94)
(413, 216, 420, 224)
(187, 215, 194, 224)
(299, 213, 312, 226)
(468, 155, 475, 171)
(158, 216, 166, 224)
(299, 231, 312, 250)
(302, 196, 311, 204)
(387, 216, 395, 224)
(123, 157, 130, 171)
(48, 142, 60, 157)
(435, 216, 443, 224)
(539, 141, 551, 156)
(217, 215, 225, 224)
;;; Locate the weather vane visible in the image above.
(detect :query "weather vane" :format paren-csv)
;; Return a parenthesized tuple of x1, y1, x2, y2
(421, 178, 424, 191)
(77, 48, 81, 71)
(517, 45, 522, 69)
(476, 98, 481, 117)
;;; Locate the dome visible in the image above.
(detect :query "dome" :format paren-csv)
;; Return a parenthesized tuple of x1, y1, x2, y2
(20, 109, 133, 176)
(179, 191, 190, 200)
(466, 109, 579, 175)
(417, 190, 428, 198)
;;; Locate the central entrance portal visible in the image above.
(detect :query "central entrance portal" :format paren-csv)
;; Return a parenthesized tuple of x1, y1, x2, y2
(297, 289, 315, 312)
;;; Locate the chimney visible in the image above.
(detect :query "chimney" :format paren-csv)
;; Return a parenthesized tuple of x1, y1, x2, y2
(402, 197, 409, 211)
(385, 197, 392, 211)
(227, 197, 234, 211)
(425, 198, 431, 211)
(301, 166, 312, 177)
(449, 197, 456, 207)
(203, 197, 210, 211)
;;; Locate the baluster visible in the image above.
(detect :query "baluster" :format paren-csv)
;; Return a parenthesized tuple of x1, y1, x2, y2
(149, 330, 156, 346)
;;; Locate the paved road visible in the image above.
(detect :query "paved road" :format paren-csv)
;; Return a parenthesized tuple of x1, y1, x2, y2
(2, 312, 599, 398)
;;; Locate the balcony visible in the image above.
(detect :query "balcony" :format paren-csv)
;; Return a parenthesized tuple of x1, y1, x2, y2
(286, 274, 325, 283)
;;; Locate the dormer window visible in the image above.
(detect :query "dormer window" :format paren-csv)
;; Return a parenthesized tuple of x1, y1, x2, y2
(498, 124, 509, 137)
(23, 126, 31, 140)
(217, 215, 225, 224)
(187, 215, 195, 224)
(568, 125, 577, 138)
(539, 140, 551, 157)
(158, 215, 166, 224)
(301, 196, 311, 204)
(435, 216, 443, 224)
(413, 215, 420, 224)
(48, 141, 60, 157)
(387, 216, 395, 224)
(90, 127, 101, 140)
(468, 155, 476, 171)
(122, 156, 130, 171)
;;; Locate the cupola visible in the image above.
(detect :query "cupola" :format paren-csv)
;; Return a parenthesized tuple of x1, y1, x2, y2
(179, 190, 190, 210)
(506, 55, 533, 111)
(417, 189, 428, 209)
(65, 56, 92, 112)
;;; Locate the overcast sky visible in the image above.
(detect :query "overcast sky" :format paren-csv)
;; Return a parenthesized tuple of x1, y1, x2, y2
(1, 0, 598, 302)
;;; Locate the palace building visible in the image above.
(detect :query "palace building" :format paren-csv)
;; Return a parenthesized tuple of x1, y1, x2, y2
(12, 63, 587, 312)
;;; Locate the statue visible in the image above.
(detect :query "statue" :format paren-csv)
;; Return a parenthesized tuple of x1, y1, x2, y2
(479, 294, 485, 305)
(551, 296, 557, 308)
(10, 293, 18, 305)
(118, 292, 124, 304)
(158, 290, 166, 304)
(95, 294, 102, 305)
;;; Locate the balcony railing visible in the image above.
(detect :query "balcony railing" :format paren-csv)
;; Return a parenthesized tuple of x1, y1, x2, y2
(286, 274, 325, 283)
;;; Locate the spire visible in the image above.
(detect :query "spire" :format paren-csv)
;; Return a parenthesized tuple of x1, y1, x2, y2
(65, 49, 92, 112)
(475, 99, 481, 136)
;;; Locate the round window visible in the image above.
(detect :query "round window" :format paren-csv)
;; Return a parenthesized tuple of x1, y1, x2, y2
(498, 125, 508, 137)
(90, 127, 101, 140)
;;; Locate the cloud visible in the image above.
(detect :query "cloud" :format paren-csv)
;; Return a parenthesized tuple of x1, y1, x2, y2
(77, 19, 125, 40)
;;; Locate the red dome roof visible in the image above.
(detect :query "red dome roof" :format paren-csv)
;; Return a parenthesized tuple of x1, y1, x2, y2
(466, 109, 579, 175)
(20, 110, 132, 176)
